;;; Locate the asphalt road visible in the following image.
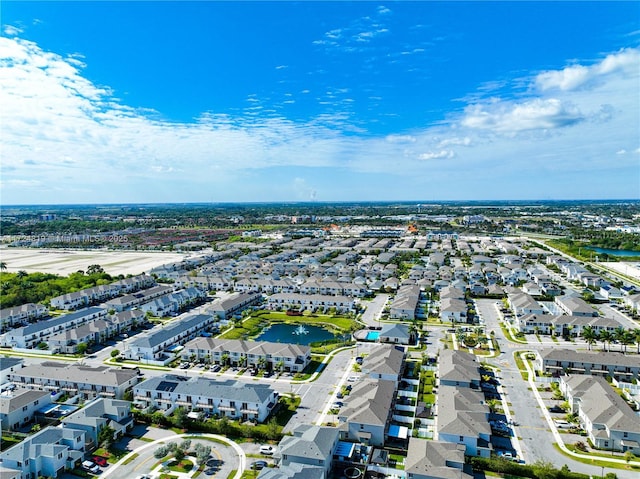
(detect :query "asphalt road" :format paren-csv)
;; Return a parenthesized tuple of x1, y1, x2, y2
(476, 298, 637, 478)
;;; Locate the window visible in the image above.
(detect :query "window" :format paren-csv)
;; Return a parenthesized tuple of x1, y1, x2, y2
(459, 436, 464, 442)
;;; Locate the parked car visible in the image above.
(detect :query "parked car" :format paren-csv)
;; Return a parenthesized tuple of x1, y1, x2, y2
(179, 362, 190, 369)
(92, 456, 108, 467)
(548, 405, 564, 413)
(554, 420, 571, 429)
(347, 375, 359, 382)
(82, 460, 100, 474)
(260, 445, 275, 455)
(252, 460, 268, 470)
(210, 364, 221, 372)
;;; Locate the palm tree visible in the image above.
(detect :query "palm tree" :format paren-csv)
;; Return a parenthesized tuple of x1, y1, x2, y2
(634, 329, 640, 354)
(599, 330, 612, 352)
(582, 325, 597, 351)
(614, 327, 628, 353)
(0, 262, 7, 271)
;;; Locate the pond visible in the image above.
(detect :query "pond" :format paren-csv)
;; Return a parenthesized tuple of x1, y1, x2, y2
(255, 323, 335, 345)
(585, 246, 640, 257)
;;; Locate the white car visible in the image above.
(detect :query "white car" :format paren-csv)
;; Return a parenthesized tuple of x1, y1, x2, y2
(260, 445, 275, 455)
(82, 460, 101, 474)
(347, 375, 359, 382)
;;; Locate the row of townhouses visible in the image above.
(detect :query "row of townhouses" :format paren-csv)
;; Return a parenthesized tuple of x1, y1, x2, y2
(181, 337, 312, 372)
(50, 274, 155, 310)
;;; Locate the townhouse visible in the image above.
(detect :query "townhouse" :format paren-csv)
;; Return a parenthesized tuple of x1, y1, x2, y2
(378, 323, 413, 345)
(0, 388, 52, 431)
(267, 293, 355, 314)
(207, 292, 263, 320)
(560, 375, 640, 453)
(405, 439, 472, 479)
(138, 287, 206, 316)
(507, 291, 544, 317)
(182, 337, 311, 372)
(436, 350, 492, 457)
(535, 349, 640, 381)
(0, 307, 107, 349)
(359, 344, 406, 385)
(555, 295, 598, 317)
(0, 303, 48, 330)
(133, 375, 278, 423)
(439, 298, 467, 324)
(49, 274, 155, 310)
(125, 313, 216, 361)
(10, 362, 139, 400)
(389, 284, 422, 320)
(337, 379, 396, 446)
(104, 285, 174, 312)
(0, 358, 24, 387)
(275, 424, 341, 479)
(517, 313, 623, 337)
(61, 398, 134, 450)
(437, 349, 482, 389)
(0, 426, 86, 479)
(435, 387, 492, 457)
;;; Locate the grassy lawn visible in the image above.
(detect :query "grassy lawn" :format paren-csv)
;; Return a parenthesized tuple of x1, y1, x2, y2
(251, 310, 356, 331)
(168, 460, 194, 473)
(552, 444, 640, 471)
(0, 434, 24, 451)
(121, 453, 139, 465)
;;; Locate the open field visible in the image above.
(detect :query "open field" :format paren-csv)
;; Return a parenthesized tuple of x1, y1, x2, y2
(0, 247, 186, 276)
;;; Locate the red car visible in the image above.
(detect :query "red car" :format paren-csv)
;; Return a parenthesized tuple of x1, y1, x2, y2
(92, 456, 108, 467)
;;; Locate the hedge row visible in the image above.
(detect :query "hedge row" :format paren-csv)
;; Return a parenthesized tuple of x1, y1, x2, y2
(470, 457, 592, 479)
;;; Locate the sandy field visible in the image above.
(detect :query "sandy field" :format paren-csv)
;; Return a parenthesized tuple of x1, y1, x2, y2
(0, 247, 187, 276)
(605, 261, 640, 281)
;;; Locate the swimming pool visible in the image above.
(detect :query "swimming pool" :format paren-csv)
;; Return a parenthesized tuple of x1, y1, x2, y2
(366, 331, 380, 341)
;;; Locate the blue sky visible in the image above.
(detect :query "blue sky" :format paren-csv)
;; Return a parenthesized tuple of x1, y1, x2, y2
(1, 1, 639, 204)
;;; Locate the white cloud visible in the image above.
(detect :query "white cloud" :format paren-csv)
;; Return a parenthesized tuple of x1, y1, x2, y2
(3, 25, 23, 36)
(1, 35, 638, 203)
(438, 137, 471, 147)
(385, 134, 416, 143)
(461, 98, 583, 133)
(418, 150, 454, 160)
(536, 48, 640, 91)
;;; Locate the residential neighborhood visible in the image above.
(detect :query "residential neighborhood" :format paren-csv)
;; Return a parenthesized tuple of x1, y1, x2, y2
(1, 202, 640, 479)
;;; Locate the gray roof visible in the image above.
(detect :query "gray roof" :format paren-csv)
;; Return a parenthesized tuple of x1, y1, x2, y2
(12, 361, 137, 387)
(540, 348, 640, 369)
(405, 438, 470, 479)
(278, 424, 339, 462)
(379, 323, 410, 341)
(0, 357, 23, 373)
(564, 375, 640, 433)
(9, 306, 105, 336)
(184, 337, 310, 359)
(131, 313, 213, 349)
(339, 379, 395, 426)
(257, 463, 324, 479)
(62, 397, 131, 429)
(0, 388, 50, 414)
(0, 425, 84, 464)
(361, 344, 405, 378)
(135, 375, 275, 403)
(438, 349, 480, 385)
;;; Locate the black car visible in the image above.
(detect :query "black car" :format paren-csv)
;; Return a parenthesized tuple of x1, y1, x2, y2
(548, 405, 564, 413)
(253, 460, 268, 470)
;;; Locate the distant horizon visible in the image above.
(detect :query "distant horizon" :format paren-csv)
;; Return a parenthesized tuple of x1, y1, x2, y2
(1, 2, 639, 204)
(2, 198, 639, 210)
